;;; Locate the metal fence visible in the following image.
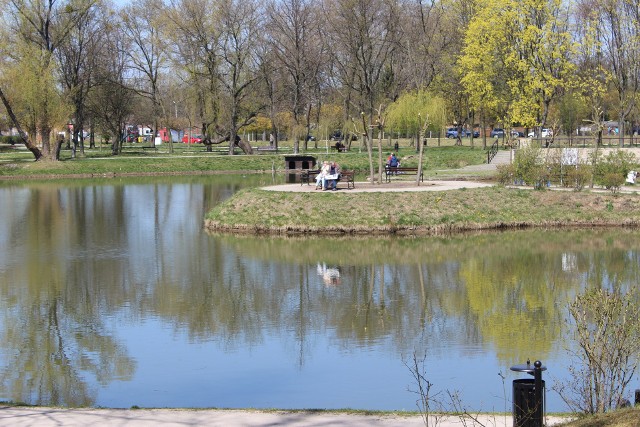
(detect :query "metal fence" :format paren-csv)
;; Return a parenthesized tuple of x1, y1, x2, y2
(518, 135, 640, 149)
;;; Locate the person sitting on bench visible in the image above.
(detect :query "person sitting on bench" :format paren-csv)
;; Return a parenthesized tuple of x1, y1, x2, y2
(326, 161, 341, 191)
(315, 161, 331, 190)
(386, 152, 400, 173)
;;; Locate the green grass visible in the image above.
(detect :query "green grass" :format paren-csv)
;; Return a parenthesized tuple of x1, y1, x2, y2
(0, 142, 487, 178)
(205, 186, 640, 234)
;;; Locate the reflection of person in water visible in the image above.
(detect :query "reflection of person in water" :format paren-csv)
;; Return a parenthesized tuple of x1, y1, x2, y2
(317, 262, 341, 285)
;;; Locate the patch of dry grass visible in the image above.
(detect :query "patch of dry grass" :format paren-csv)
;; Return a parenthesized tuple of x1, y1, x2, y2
(559, 407, 640, 427)
(205, 186, 640, 234)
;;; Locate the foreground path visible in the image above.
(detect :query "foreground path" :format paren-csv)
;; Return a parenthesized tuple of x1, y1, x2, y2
(262, 180, 494, 193)
(0, 406, 571, 426)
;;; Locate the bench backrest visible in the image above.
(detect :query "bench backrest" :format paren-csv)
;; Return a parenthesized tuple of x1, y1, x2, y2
(386, 166, 418, 171)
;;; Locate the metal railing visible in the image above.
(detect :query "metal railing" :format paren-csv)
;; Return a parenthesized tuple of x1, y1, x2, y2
(487, 140, 499, 163)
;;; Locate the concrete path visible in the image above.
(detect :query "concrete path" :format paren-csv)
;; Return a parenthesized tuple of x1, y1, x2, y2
(263, 180, 493, 193)
(0, 406, 572, 426)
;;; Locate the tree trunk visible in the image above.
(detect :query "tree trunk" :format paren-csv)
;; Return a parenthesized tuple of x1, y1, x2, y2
(417, 127, 425, 186)
(236, 137, 253, 154)
(619, 111, 625, 147)
(361, 113, 375, 184)
(41, 126, 56, 160)
(89, 121, 96, 149)
(377, 129, 383, 184)
(229, 128, 237, 155)
(0, 86, 43, 160)
(55, 135, 64, 160)
(481, 117, 487, 150)
(72, 129, 78, 159)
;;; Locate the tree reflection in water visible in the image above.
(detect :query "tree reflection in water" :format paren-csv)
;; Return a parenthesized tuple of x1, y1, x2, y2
(1, 178, 640, 410)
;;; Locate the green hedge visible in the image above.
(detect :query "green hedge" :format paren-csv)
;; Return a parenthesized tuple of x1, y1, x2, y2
(0, 135, 22, 145)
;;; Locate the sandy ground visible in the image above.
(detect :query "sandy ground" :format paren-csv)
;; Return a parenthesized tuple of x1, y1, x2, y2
(0, 406, 573, 426)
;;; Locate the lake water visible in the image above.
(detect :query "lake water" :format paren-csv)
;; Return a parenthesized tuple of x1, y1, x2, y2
(0, 175, 639, 412)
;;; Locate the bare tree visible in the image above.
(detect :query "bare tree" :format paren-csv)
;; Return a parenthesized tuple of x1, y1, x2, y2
(57, 1, 102, 157)
(256, 45, 285, 150)
(323, 0, 400, 183)
(164, 0, 221, 151)
(585, 0, 640, 146)
(89, 16, 136, 155)
(267, 0, 324, 151)
(1, 0, 95, 160)
(121, 0, 168, 149)
(215, 0, 263, 154)
(398, 0, 452, 92)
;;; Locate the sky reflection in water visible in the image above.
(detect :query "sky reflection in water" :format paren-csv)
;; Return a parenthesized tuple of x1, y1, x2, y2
(1, 176, 639, 412)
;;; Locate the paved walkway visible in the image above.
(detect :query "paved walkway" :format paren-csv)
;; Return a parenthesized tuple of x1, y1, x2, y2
(263, 150, 507, 193)
(0, 406, 571, 426)
(263, 180, 493, 193)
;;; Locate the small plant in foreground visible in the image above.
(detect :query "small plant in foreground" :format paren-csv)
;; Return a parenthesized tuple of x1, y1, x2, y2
(554, 288, 640, 414)
(406, 351, 493, 427)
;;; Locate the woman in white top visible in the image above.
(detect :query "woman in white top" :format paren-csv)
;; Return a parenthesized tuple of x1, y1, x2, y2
(315, 161, 331, 190)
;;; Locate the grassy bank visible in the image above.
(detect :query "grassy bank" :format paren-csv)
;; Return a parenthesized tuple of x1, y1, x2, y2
(205, 186, 640, 235)
(562, 407, 640, 427)
(0, 144, 486, 178)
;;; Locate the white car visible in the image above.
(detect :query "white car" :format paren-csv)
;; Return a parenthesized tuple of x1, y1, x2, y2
(527, 128, 553, 138)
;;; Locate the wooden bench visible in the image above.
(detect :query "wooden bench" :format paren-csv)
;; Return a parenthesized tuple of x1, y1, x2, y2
(300, 169, 321, 186)
(340, 170, 355, 189)
(256, 146, 278, 153)
(385, 166, 423, 183)
(300, 169, 355, 189)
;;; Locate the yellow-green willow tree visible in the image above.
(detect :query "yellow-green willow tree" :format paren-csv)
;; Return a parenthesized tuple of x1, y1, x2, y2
(0, 0, 95, 161)
(385, 90, 446, 142)
(458, 0, 575, 133)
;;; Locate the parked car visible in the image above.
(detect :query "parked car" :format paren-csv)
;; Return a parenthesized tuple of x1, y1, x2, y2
(490, 128, 505, 138)
(330, 131, 343, 141)
(527, 128, 553, 138)
(182, 134, 203, 143)
(511, 130, 525, 137)
(446, 127, 473, 138)
(330, 131, 357, 141)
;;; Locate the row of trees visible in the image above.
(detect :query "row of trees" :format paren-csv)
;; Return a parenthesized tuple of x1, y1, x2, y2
(2, 0, 640, 162)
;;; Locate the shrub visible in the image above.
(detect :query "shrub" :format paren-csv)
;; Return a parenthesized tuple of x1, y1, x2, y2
(496, 163, 516, 185)
(0, 135, 22, 145)
(513, 144, 544, 185)
(555, 288, 640, 414)
(566, 165, 592, 191)
(592, 149, 637, 190)
(602, 172, 625, 193)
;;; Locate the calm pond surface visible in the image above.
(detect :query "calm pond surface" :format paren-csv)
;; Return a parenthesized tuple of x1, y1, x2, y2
(1, 174, 639, 413)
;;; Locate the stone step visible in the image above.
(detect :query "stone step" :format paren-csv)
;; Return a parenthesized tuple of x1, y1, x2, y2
(490, 150, 512, 164)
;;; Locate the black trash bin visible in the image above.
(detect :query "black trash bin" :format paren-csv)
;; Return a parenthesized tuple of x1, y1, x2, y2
(513, 378, 545, 427)
(510, 360, 546, 427)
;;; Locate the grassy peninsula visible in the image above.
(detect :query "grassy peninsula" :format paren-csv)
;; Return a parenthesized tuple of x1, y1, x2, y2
(205, 186, 640, 235)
